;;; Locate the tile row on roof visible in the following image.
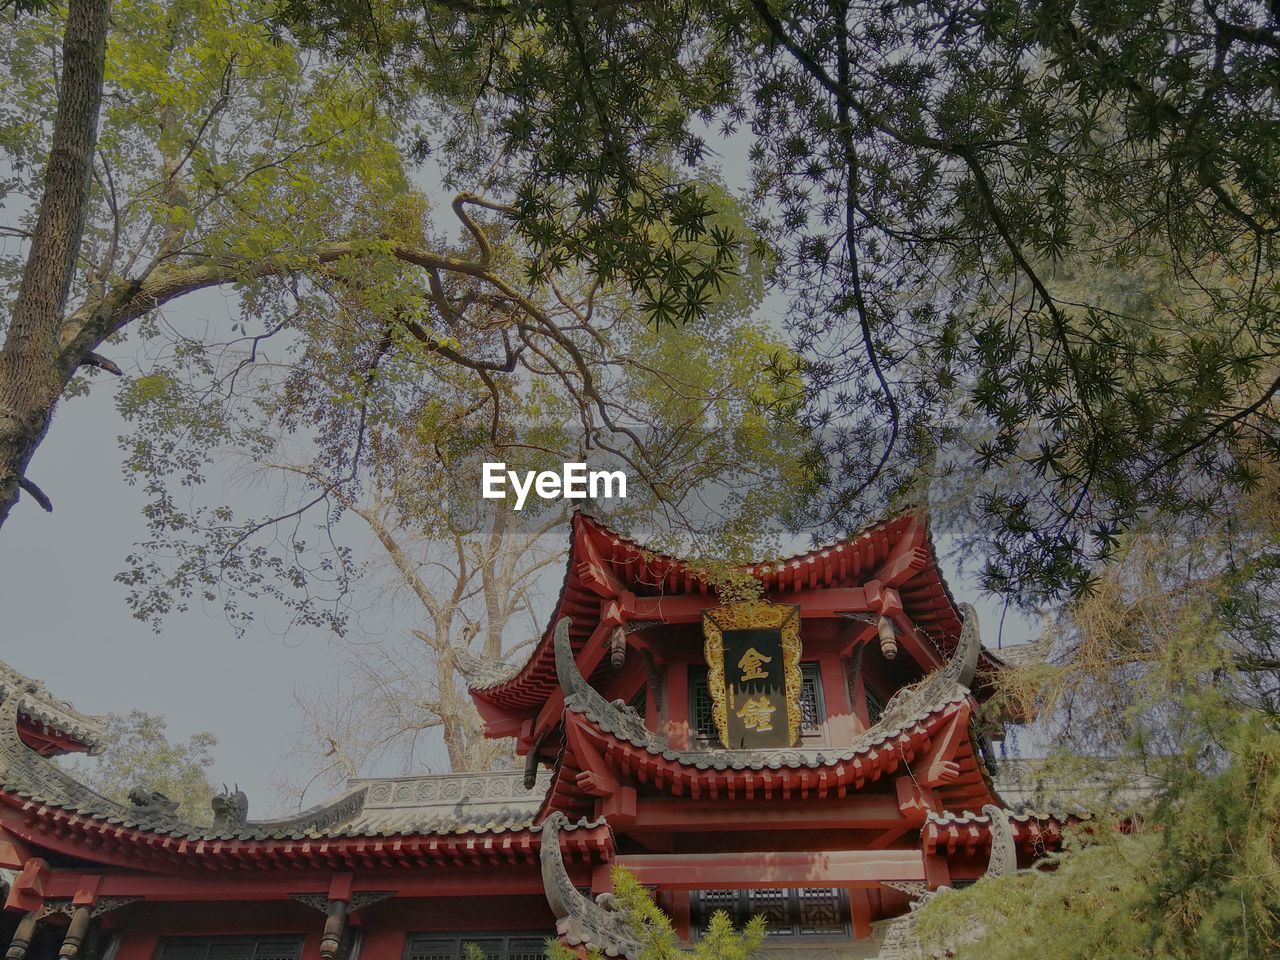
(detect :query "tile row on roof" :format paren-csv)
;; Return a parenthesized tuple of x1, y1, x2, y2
(0, 679, 567, 843)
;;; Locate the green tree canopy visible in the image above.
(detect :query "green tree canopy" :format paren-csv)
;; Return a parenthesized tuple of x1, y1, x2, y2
(914, 469, 1280, 957)
(2, 0, 815, 640)
(65, 710, 219, 825)
(282, 0, 1280, 602)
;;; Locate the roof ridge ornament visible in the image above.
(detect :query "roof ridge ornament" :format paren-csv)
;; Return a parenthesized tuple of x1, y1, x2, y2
(949, 603, 982, 689)
(981, 804, 1017, 877)
(454, 645, 525, 689)
(127, 787, 181, 822)
(540, 811, 642, 960)
(554, 617, 655, 747)
(211, 784, 249, 830)
(0, 660, 108, 752)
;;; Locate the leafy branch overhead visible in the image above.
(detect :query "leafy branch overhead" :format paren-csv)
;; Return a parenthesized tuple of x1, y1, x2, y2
(1, 0, 813, 639)
(285, 0, 1280, 601)
(4, 0, 1279, 632)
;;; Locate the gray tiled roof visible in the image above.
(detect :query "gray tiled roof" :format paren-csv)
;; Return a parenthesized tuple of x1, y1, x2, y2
(0, 676, 561, 842)
(0, 659, 106, 751)
(336, 769, 551, 835)
(453, 646, 526, 691)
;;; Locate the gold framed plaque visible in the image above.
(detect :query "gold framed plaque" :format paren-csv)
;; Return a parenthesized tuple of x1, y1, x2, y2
(702, 601, 803, 748)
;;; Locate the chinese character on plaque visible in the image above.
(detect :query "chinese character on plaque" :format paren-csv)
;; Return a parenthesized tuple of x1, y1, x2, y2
(702, 601, 802, 749)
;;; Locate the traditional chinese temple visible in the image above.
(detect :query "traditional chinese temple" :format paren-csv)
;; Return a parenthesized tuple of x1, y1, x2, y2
(2, 511, 1082, 960)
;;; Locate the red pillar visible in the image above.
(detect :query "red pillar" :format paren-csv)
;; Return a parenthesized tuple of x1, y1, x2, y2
(819, 655, 860, 742)
(362, 925, 406, 960)
(666, 891, 692, 941)
(847, 888, 873, 939)
(666, 664, 690, 749)
(924, 852, 951, 891)
(115, 932, 158, 960)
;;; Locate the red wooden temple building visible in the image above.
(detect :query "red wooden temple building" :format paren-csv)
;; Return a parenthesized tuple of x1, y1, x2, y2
(1, 512, 1075, 960)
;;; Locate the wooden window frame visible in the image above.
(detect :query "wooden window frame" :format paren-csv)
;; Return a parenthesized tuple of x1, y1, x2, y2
(155, 937, 305, 960)
(689, 888, 852, 941)
(402, 932, 549, 960)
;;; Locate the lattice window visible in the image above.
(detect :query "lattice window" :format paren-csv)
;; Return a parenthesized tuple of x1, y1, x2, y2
(864, 685, 886, 725)
(158, 939, 304, 960)
(691, 670, 717, 745)
(505, 939, 548, 960)
(796, 888, 846, 936)
(799, 668, 823, 737)
(403, 934, 550, 960)
(689, 664, 826, 747)
(690, 889, 850, 940)
(405, 940, 456, 960)
(205, 944, 256, 960)
(691, 885, 742, 931)
(466, 940, 505, 960)
(158, 946, 208, 960)
(745, 888, 791, 937)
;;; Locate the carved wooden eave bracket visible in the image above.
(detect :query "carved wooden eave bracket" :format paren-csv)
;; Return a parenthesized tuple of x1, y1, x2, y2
(540, 812, 641, 960)
(36, 896, 142, 920)
(292, 879, 394, 960)
(2, 866, 138, 960)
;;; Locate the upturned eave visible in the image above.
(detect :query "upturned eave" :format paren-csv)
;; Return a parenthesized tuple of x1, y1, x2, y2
(469, 511, 998, 726)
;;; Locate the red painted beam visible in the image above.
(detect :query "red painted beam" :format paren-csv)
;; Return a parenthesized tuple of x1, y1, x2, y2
(18, 723, 96, 757)
(575, 529, 629, 599)
(38, 865, 577, 901)
(614, 849, 925, 888)
(631, 795, 909, 832)
(4, 857, 48, 912)
(870, 514, 928, 586)
(0, 835, 33, 870)
(623, 587, 874, 623)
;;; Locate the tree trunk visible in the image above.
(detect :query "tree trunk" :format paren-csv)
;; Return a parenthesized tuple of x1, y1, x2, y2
(0, 0, 111, 529)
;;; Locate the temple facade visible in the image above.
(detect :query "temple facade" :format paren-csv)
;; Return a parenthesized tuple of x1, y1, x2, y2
(1, 512, 1077, 960)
